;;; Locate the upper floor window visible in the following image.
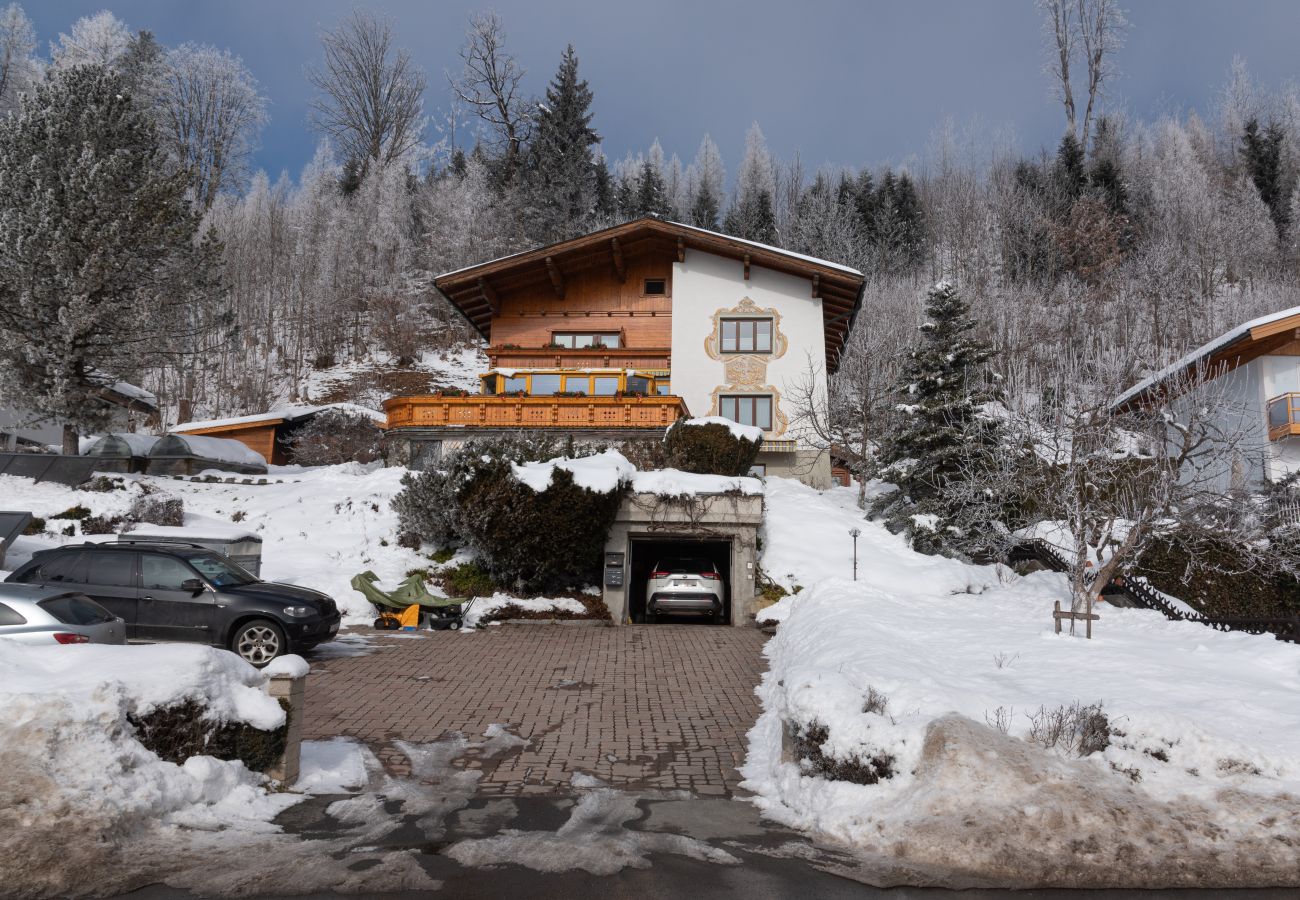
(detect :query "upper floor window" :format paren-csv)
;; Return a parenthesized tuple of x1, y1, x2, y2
(719, 394, 773, 430)
(552, 332, 620, 349)
(720, 318, 773, 354)
(643, 278, 667, 296)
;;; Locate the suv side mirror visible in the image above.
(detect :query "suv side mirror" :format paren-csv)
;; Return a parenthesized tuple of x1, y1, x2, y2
(181, 578, 205, 595)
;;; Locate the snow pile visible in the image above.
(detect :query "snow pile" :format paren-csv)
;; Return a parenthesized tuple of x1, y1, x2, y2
(162, 433, 268, 467)
(297, 738, 377, 794)
(510, 448, 635, 493)
(631, 468, 763, 497)
(463, 593, 588, 628)
(0, 641, 299, 895)
(744, 480, 1300, 888)
(676, 415, 765, 443)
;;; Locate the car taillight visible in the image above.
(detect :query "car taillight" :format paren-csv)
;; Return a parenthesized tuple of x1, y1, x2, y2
(52, 633, 89, 644)
(700, 572, 719, 579)
(651, 571, 672, 578)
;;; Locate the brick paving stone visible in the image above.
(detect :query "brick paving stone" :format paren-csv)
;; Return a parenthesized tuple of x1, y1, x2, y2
(302, 625, 766, 796)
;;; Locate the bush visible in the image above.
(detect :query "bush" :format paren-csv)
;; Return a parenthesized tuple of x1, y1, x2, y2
(289, 408, 385, 465)
(81, 515, 124, 535)
(128, 698, 287, 774)
(21, 517, 45, 535)
(663, 420, 761, 476)
(50, 505, 91, 521)
(1136, 533, 1300, 619)
(438, 560, 497, 598)
(792, 721, 895, 784)
(128, 493, 184, 527)
(458, 462, 627, 594)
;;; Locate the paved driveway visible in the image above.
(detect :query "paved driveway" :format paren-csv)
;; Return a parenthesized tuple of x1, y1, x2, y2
(301, 624, 767, 796)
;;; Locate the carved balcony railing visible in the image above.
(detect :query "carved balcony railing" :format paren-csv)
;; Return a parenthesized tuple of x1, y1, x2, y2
(384, 394, 689, 430)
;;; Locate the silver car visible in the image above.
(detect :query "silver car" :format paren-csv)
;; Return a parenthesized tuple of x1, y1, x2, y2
(0, 583, 126, 645)
(645, 557, 725, 623)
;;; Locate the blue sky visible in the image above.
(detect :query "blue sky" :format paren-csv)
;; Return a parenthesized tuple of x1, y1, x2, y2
(31, 1, 1300, 184)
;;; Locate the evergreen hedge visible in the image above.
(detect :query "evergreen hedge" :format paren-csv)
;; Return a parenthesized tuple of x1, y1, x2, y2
(1136, 534, 1300, 619)
(663, 421, 761, 477)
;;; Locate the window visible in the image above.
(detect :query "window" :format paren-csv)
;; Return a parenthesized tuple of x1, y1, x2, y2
(141, 555, 200, 591)
(184, 552, 257, 587)
(656, 380, 672, 396)
(503, 376, 527, 393)
(0, 602, 25, 626)
(1269, 396, 1292, 428)
(625, 376, 649, 395)
(39, 595, 114, 625)
(28, 553, 87, 584)
(553, 332, 620, 349)
(720, 318, 773, 353)
(643, 278, 667, 296)
(530, 374, 562, 395)
(563, 375, 590, 394)
(747, 464, 767, 477)
(590, 376, 618, 395)
(86, 552, 137, 588)
(719, 394, 773, 430)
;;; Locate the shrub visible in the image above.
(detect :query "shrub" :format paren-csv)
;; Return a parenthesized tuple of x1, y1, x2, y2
(84, 476, 125, 492)
(792, 721, 895, 784)
(430, 547, 456, 564)
(128, 493, 184, 527)
(289, 408, 385, 466)
(664, 420, 761, 476)
(128, 698, 287, 774)
(21, 517, 45, 535)
(438, 560, 497, 598)
(50, 505, 91, 521)
(1136, 533, 1300, 619)
(81, 515, 124, 535)
(458, 462, 627, 593)
(1025, 702, 1111, 757)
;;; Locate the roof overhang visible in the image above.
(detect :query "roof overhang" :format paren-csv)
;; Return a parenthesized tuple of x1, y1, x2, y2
(433, 218, 866, 374)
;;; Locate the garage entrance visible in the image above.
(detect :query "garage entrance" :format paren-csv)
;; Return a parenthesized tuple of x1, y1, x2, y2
(628, 537, 732, 625)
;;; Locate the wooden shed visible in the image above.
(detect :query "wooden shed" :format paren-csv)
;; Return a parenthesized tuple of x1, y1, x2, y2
(170, 404, 385, 466)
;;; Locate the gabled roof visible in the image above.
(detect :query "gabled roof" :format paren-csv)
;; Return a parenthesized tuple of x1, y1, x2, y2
(433, 217, 866, 373)
(1113, 305, 1300, 410)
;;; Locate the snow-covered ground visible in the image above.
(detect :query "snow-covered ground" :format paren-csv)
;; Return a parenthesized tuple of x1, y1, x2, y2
(292, 345, 486, 410)
(747, 479, 1300, 888)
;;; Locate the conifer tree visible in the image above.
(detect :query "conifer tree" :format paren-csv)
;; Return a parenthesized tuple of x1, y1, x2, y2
(0, 65, 218, 452)
(522, 44, 599, 241)
(1241, 117, 1292, 238)
(689, 180, 720, 229)
(874, 281, 999, 554)
(723, 122, 778, 243)
(633, 158, 672, 218)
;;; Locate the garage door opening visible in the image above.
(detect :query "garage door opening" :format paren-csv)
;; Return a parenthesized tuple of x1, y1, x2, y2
(628, 537, 732, 625)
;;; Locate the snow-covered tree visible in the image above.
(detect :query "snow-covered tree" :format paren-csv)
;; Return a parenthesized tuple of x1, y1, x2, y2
(520, 44, 599, 242)
(724, 122, 778, 243)
(873, 281, 1000, 554)
(50, 10, 131, 71)
(0, 65, 217, 451)
(0, 3, 39, 115)
(685, 134, 725, 229)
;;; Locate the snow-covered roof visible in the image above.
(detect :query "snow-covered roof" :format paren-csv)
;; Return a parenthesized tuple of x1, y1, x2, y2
(84, 370, 158, 411)
(439, 218, 862, 279)
(152, 433, 267, 468)
(84, 433, 159, 457)
(1113, 305, 1300, 409)
(172, 403, 385, 433)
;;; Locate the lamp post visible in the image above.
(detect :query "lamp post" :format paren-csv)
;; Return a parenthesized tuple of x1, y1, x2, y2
(849, 527, 861, 581)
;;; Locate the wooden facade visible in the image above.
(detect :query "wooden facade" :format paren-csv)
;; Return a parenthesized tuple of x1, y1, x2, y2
(384, 394, 688, 430)
(171, 420, 284, 465)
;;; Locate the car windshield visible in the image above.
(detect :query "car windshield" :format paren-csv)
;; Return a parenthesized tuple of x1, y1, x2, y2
(657, 559, 716, 574)
(182, 551, 258, 587)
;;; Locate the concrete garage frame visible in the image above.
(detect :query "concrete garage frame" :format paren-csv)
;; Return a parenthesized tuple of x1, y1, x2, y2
(602, 491, 763, 627)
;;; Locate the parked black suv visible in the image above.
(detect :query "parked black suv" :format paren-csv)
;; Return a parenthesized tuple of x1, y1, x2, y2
(5, 541, 341, 666)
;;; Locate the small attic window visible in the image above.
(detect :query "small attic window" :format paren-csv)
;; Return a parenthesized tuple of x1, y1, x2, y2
(643, 278, 667, 296)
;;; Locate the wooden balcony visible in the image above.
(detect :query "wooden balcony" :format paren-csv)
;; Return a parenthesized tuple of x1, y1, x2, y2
(1268, 393, 1300, 440)
(486, 345, 672, 370)
(384, 393, 689, 430)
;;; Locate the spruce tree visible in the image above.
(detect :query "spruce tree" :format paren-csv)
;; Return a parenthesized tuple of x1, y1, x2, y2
(875, 281, 999, 554)
(521, 45, 600, 241)
(633, 158, 672, 218)
(689, 180, 720, 229)
(1241, 117, 1291, 238)
(0, 65, 217, 452)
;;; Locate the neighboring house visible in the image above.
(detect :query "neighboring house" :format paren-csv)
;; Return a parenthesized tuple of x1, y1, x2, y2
(172, 403, 386, 466)
(1113, 305, 1300, 491)
(384, 218, 865, 487)
(0, 380, 158, 452)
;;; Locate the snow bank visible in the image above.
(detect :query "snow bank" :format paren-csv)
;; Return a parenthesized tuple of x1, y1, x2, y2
(161, 433, 267, 467)
(631, 468, 763, 497)
(510, 448, 635, 493)
(676, 415, 765, 443)
(464, 593, 588, 628)
(744, 491, 1300, 887)
(0, 641, 301, 894)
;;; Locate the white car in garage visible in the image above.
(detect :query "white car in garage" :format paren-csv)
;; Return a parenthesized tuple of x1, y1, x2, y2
(645, 557, 725, 623)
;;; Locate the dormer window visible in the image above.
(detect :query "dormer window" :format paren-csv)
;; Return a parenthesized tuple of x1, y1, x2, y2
(643, 278, 667, 296)
(720, 318, 773, 354)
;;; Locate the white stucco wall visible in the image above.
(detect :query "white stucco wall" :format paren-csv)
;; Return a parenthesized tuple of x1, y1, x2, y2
(1257, 354, 1300, 481)
(670, 250, 828, 439)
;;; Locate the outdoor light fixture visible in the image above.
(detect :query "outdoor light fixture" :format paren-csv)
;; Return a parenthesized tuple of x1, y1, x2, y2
(849, 527, 861, 581)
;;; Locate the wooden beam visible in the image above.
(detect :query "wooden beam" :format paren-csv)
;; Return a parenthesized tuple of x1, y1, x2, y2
(811, 273, 820, 299)
(743, 253, 750, 281)
(610, 238, 626, 282)
(477, 278, 499, 314)
(677, 236, 685, 263)
(545, 256, 565, 298)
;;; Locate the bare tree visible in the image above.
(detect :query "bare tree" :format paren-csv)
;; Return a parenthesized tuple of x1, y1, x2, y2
(157, 43, 267, 210)
(307, 10, 426, 173)
(448, 11, 530, 182)
(1038, 0, 1127, 150)
(0, 3, 38, 115)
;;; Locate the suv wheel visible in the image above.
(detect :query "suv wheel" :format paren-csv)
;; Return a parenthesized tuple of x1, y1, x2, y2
(231, 619, 285, 667)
